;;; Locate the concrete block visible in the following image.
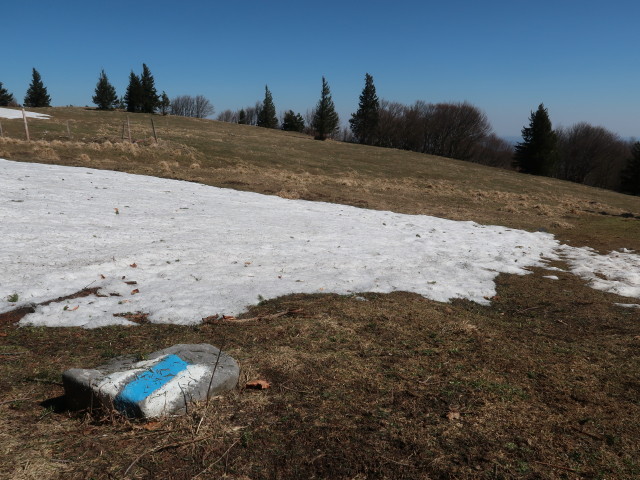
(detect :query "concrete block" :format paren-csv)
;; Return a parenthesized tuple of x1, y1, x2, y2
(62, 344, 239, 418)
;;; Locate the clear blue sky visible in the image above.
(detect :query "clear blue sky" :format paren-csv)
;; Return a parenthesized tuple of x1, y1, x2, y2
(2, 0, 639, 138)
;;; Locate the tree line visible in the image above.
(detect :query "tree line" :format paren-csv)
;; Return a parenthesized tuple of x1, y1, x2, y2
(513, 104, 639, 195)
(1, 68, 637, 195)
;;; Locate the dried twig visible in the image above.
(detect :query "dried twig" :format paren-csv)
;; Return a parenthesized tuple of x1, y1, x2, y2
(0, 397, 31, 406)
(570, 425, 605, 441)
(532, 460, 580, 473)
(206, 343, 225, 406)
(123, 434, 213, 477)
(26, 378, 63, 386)
(192, 439, 240, 479)
(218, 308, 304, 323)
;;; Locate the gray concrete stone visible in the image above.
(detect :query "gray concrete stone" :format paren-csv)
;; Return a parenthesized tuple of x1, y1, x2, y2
(62, 344, 239, 418)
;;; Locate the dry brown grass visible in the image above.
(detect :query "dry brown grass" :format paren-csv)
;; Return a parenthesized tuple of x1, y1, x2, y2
(1, 107, 639, 479)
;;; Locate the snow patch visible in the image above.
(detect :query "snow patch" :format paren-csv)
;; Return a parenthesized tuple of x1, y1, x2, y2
(1, 158, 639, 328)
(0, 107, 50, 120)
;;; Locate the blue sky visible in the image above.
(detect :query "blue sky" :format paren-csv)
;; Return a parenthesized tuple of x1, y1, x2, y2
(2, 0, 639, 137)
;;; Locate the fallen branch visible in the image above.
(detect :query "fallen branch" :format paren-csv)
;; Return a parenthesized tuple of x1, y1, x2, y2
(216, 308, 304, 323)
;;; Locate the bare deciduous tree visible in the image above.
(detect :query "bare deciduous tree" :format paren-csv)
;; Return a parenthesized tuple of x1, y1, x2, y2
(194, 95, 214, 119)
(555, 123, 630, 190)
(375, 99, 492, 161)
(170, 95, 214, 118)
(469, 134, 515, 169)
(217, 109, 238, 123)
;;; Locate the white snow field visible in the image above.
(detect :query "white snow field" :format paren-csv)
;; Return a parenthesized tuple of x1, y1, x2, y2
(1, 158, 639, 328)
(0, 107, 50, 120)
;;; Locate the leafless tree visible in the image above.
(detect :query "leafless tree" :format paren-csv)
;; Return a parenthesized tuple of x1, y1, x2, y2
(170, 95, 195, 117)
(170, 95, 214, 118)
(555, 123, 630, 190)
(375, 99, 492, 161)
(469, 134, 515, 168)
(194, 95, 214, 119)
(236, 102, 260, 126)
(217, 109, 238, 123)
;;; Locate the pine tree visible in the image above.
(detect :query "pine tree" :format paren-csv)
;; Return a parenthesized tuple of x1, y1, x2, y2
(513, 103, 557, 176)
(257, 85, 278, 128)
(124, 71, 143, 113)
(621, 142, 640, 195)
(0, 82, 15, 106)
(282, 110, 305, 132)
(349, 73, 379, 145)
(140, 63, 159, 113)
(238, 109, 247, 125)
(24, 68, 51, 107)
(159, 91, 170, 115)
(312, 76, 340, 140)
(92, 70, 118, 110)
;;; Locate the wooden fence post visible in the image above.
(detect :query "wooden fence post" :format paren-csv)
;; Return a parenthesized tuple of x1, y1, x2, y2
(0, 120, 3, 138)
(151, 117, 158, 143)
(66, 120, 72, 139)
(127, 116, 132, 143)
(22, 109, 30, 142)
(121, 121, 125, 140)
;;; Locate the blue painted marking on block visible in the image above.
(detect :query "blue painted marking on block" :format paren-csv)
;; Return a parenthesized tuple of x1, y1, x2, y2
(114, 355, 189, 415)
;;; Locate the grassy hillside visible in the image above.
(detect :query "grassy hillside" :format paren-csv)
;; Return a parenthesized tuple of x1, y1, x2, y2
(1, 106, 639, 251)
(1, 107, 639, 479)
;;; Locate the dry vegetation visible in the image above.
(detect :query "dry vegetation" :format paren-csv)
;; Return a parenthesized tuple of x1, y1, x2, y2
(1, 107, 639, 479)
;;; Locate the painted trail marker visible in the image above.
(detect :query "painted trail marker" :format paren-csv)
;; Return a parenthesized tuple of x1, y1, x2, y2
(62, 344, 239, 418)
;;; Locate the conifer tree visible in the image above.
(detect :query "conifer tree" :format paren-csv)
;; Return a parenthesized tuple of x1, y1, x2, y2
(349, 73, 379, 145)
(621, 142, 640, 195)
(282, 110, 305, 132)
(124, 71, 143, 113)
(92, 70, 118, 110)
(257, 85, 278, 128)
(513, 103, 557, 176)
(312, 76, 339, 140)
(24, 68, 51, 107)
(159, 91, 170, 115)
(0, 82, 15, 106)
(140, 63, 159, 113)
(238, 109, 247, 124)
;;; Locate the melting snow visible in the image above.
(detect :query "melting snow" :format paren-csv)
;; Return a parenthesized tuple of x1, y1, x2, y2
(0, 107, 50, 120)
(1, 159, 639, 328)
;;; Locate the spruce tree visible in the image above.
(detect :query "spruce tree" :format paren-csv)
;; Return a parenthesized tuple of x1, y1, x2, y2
(257, 85, 278, 128)
(159, 91, 170, 115)
(238, 109, 247, 124)
(282, 110, 305, 132)
(312, 76, 340, 140)
(513, 103, 557, 176)
(92, 70, 118, 110)
(140, 63, 159, 113)
(621, 142, 640, 195)
(24, 68, 51, 107)
(124, 71, 143, 113)
(349, 73, 379, 145)
(0, 82, 15, 106)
